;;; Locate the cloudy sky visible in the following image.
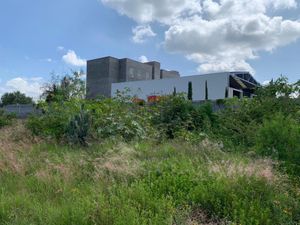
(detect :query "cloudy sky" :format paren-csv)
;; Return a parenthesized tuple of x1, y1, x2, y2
(0, 0, 300, 99)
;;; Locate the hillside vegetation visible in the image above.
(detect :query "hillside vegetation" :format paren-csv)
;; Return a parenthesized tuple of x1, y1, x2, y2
(0, 75, 299, 225)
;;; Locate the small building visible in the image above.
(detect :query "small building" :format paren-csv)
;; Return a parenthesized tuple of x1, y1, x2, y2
(86, 56, 259, 101)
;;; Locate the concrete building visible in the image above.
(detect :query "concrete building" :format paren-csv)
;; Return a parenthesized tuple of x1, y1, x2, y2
(86, 56, 179, 98)
(112, 72, 259, 101)
(87, 56, 259, 101)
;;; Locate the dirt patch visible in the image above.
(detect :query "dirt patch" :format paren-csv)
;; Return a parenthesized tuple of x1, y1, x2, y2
(187, 209, 229, 225)
(174, 208, 229, 225)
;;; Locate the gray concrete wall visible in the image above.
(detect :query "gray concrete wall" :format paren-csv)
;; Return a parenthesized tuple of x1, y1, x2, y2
(87, 57, 111, 98)
(146, 61, 161, 80)
(161, 70, 180, 79)
(86, 56, 181, 98)
(112, 72, 230, 101)
(123, 59, 153, 82)
(2, 104, 40, 118)
(108, 57, 121, 81)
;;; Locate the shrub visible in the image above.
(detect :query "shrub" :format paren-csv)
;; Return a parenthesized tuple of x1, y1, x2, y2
(88, 98, 154, 142)
(66, 104, 90, 146)
(151, 95, 216, 139)
(26, 100, 82, 140)
(152, 95, 194, 138)
(192, 101, 217, 131)
(213, 98, 259, 148)
(256, 113, 300, 175)
(214, 76, 300, 150)
(0, 110, 16, 128)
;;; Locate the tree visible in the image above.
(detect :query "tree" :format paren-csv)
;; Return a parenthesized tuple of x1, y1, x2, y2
(205, 80, 208, 100)
(225, 87, 229, 98)
(188, 82, 193, 100)
(255, 76, 297, 99)
(173, 87, 177, 96)
(42, 71, 86, 103)
(1, 91, 33, 106)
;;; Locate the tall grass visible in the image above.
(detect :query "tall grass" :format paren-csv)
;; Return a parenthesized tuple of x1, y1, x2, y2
(0, 124, 299, 225)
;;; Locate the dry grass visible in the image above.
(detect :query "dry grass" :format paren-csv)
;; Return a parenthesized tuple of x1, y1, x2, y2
(0, 120, 41, 151)
(35, 161, 74, 182)
(93, 143, 141, 180)
(33, 142, 142, 182)
(0, 122, 141, 183)
(0, 120, 41, 174)
(208, 158, 277, 182)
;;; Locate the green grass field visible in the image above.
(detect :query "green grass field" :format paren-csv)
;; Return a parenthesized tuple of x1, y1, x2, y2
(0, 122, 299, 225)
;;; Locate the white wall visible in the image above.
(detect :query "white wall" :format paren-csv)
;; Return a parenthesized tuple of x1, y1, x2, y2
(111, 72, 230, 101)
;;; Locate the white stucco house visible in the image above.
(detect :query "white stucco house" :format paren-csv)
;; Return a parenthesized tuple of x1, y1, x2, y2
(111, 71, 260, 101)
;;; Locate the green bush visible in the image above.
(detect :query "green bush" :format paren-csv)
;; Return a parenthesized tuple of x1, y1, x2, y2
(152, 95, 216, 138)
(87, 98, 156, 142)
(213, 98, 259, 147)
(256, 113, 300, 175)
(152, 95, 194, 138)
(27, 98, 157, 144)
(26, 101, 82, 140)
(0, 110, 16, 128)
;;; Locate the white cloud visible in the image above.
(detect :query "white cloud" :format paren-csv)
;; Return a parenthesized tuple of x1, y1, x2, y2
(62, 50, 86, 67)
(132, 25, 156, 43)
(0, 77, 44, 100)
(57, 46, 65, 51)
(138, 55, 149, 63)
(166, 14, 300, 74)
(40, 58, 53, 63)
(101, 0, 300, 74)
(101, 0, 202, 24)
(262, 80, 271, 85)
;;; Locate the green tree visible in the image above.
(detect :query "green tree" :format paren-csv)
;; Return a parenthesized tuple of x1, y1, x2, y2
(42, 71, 85, 103)
(255, 76, 298, 99)
(173, 87, 177, 96)
(1, 91, 33, 106)
(225, 87, 228, 98)
(205, 80, 208, 100)
(188, 82, 193, 101)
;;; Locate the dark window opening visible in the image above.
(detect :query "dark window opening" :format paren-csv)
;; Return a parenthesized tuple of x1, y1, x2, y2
(233, 90, 241, 98)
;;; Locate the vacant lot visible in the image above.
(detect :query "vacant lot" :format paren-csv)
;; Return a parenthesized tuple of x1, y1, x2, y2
(0, 122, 299, 225)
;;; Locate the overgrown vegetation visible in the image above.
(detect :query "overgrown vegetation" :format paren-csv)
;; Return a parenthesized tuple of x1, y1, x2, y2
(1, 73, 299, 224)
(0, 110, 15, 128)
(214, 77, 300, 176)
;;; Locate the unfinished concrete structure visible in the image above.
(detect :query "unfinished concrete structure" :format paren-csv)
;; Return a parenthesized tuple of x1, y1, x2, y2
(86, 56, 180, 98)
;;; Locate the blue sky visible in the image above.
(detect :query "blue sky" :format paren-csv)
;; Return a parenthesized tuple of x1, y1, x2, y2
(0, 0, 300, 98)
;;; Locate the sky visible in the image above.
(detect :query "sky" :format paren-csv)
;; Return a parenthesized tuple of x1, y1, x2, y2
(0, 0, 300, 99)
